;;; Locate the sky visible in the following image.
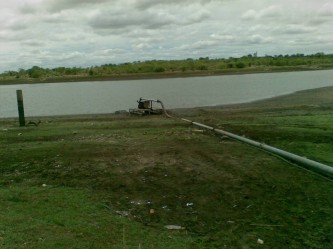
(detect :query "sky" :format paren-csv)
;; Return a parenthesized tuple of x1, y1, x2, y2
(0, 0, 333, 72)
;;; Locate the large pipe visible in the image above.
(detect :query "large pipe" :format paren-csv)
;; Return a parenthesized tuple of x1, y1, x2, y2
(154, 99, 333, 178)
(181, 118, 333, 179)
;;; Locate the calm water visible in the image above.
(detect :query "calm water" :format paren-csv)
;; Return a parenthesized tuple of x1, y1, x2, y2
(1, 70, 333, 118)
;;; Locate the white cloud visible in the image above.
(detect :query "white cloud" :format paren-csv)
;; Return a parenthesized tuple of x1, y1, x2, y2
(134, 0, 217, 9)
(192, 40, 220, 50)
(260, 5, 282, 18)
(0, 0, 332, 72)
(283, 24, 316, 34)
(242, 9, 257, 20)
(45, 0, 110, 13)
(248, 34, 273, 44)
(242, 5, 282, 21)
(21, 40, 45, 47)
(88, 5, 210, 32)
(210, 34, 235, 43)
(318, 2, 333, 16)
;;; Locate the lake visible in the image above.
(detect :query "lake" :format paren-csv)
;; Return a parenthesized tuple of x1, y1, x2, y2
(1, 70, 333, 118)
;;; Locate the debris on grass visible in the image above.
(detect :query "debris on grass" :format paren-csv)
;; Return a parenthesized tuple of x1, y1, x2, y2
(257, 238, 264, 244)
(115, 211, 129, 217)
(164, 225, 185, 230)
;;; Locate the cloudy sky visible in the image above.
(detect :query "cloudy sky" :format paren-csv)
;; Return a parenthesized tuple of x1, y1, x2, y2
(0, 0, 332, 72)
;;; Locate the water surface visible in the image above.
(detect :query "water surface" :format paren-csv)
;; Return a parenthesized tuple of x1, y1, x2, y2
(1, 70, 333, 118)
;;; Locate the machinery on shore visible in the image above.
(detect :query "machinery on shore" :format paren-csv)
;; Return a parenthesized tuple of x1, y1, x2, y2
(129, 98, 165, 116)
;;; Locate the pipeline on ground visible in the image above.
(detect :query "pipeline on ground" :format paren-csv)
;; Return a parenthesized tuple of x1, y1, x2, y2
(155, 99, 333, 180)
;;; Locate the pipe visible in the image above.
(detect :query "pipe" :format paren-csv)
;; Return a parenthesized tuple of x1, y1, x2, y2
(155, 98, 333, 178)
(181, 119, 333, 179)
(157, 99, 173, 118)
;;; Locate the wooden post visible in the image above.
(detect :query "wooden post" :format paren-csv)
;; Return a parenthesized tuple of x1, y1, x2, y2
(16, 90, 26, 127)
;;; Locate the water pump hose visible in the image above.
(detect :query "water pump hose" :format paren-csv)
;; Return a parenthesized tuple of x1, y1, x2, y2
(158, 100, 333, 180)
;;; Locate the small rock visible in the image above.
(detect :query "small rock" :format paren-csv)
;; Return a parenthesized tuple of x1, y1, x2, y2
(149, 209, 155, 215)
(164, 225, 185, 230)
(42, 184, 47, 187)
(257, 238, 264, 244)
(2, 129, 8, 131)
(72, 131, 78, 135)
(18, 133, 22, 136)
(115, 210, 129, 217)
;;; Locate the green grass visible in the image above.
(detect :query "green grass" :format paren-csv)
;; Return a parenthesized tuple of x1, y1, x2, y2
(0, 186, 193, 249)
(1, 87, 333, 248)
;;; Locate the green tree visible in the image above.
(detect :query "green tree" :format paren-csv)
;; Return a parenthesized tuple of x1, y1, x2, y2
(28, 66, 43, 78)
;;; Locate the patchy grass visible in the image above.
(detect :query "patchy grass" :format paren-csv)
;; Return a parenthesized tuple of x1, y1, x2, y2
(1, 87, 333, 248)
(0, 186, 193, 249)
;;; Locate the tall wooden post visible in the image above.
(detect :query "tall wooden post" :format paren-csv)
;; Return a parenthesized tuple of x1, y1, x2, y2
(16, 90, 26, 127)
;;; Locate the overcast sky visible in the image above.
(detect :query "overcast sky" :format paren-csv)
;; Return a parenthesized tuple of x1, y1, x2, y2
(0, 0, 332, 72)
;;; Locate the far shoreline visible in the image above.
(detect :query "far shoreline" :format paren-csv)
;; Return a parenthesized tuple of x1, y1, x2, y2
(1, 66, 332, 85)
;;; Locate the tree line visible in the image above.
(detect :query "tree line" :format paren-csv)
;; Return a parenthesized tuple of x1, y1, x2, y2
(1, 53, 333, 81)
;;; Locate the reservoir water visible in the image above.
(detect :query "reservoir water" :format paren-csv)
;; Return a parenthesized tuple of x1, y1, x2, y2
(1, 70, 333, 118)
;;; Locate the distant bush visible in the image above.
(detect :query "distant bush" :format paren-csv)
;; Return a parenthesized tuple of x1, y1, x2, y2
(235, 62, 246, 68)
(197, 65, 208, 70)
(153, 66, 165, 73)
(218, 64, 227, 69)
(28, 66, 43, 78)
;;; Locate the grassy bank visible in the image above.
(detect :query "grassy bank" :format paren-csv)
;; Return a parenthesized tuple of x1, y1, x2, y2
(1, 54, 333, 85)
(1, 87, 333, 248)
